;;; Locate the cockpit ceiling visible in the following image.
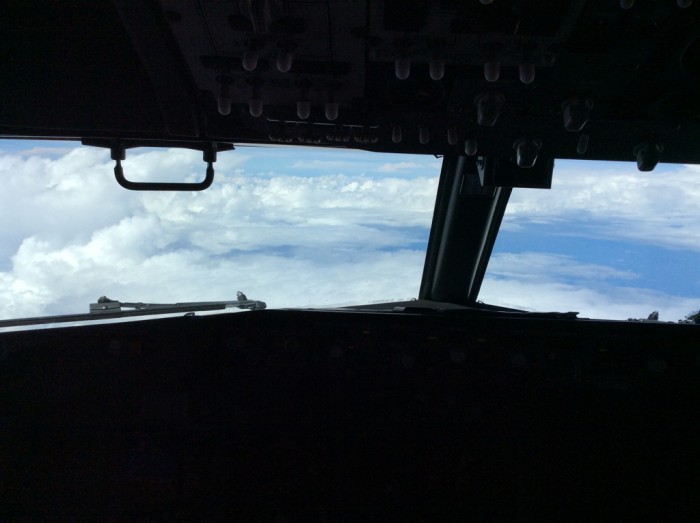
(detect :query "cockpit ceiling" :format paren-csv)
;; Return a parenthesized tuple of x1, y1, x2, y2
(3, 0, 700, 164)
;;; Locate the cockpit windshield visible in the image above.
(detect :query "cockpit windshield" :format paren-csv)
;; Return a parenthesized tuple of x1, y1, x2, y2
(0, 141, 440, 323)
(480, 160, 700, 321)
(2, 142, 699, 326)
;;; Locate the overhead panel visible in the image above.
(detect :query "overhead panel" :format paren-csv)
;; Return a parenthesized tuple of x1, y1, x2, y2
(3, 1, 700, 166)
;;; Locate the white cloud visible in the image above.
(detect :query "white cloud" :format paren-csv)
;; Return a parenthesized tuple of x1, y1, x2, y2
(0, 146, 436, 320)
(1, 236, 426, 319)
(1, 148, 698, 325)
(480, 275, 698, 322)
(0, 147, 138, 263)
(291, 152, 440, 176)
(137, 172, 438, 254)
(376, 161, 422, 173)
(291, 159, 358, 170)
(18, 146, 76, 156)
(504, 160, 700, 251)
(481, 161, 700, 320)
(480, 252, 697, 321)
(486, 252, 638, 282)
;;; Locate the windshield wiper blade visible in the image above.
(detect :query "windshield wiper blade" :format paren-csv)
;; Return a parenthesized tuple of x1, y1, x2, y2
(0, 292, 265, 329)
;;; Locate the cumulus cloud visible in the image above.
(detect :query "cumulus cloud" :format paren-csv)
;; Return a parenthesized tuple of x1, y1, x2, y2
(2, 236, 426, 319)
(0, 147, 136, 264)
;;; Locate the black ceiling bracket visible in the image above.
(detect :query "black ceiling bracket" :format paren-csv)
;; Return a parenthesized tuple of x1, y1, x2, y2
(113, 143, 214, 192)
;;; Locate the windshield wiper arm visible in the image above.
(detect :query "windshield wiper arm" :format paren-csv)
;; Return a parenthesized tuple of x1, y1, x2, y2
(90, 292, 265, 315)
(0, 292, 265, 329)
(341, 299, 578, 319)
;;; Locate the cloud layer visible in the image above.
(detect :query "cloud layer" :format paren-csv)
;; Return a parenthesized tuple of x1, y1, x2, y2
(504, 160, 700, 251)
(0, 146, 437, 319)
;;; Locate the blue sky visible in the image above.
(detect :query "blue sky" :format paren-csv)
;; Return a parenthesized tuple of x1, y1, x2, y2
(0, 140, 699, 323)
(493, 223, 697, 295)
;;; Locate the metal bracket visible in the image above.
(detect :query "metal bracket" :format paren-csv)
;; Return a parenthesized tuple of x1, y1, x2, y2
(89, 292, 266, 314)
(112, 142, 214, 191)
(82, 139, 234, 192)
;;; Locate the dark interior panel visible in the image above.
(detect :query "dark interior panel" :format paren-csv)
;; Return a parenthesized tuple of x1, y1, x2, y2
(4, 1, 700, 163)
(2, 310, 698, 520)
